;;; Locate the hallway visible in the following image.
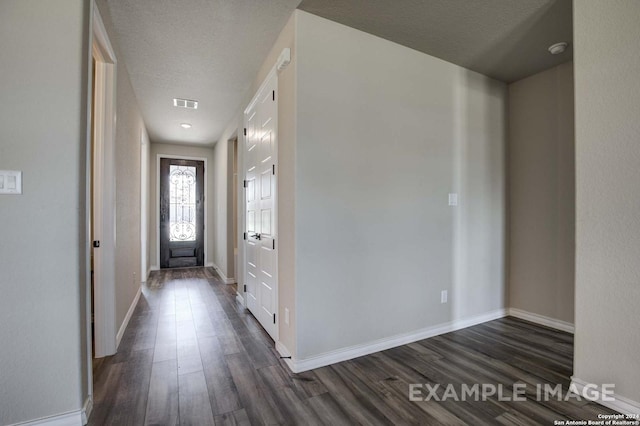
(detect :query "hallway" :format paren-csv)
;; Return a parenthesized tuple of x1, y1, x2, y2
(89, 268, 616, 425)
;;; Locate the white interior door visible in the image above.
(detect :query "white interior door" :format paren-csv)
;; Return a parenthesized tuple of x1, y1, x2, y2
(244, 71, 278, 340)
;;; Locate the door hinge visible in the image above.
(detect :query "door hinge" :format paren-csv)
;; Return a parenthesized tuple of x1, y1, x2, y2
(244, 127, 247, 136)
(243, 232, 247, 240)
(272, 164, 275, 175)
(272, 90, 275, 101)
(244, 284, 247, 292)
(243, 180, 248, 188)
(272, 239, 275, 250)
(273, 313, 276, 324)
(93, 240, 100, 248)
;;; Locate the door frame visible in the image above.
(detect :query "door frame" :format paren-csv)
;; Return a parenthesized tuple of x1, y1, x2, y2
(85, 0, 118, 415)
(88, 2, 117, 358)
(242, 67, 279, 341)
(156, 154, 208, 268)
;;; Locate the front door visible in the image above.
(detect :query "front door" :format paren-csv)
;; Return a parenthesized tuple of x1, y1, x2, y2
(244, 71, 278, 339)
(160, 158, 204, 268)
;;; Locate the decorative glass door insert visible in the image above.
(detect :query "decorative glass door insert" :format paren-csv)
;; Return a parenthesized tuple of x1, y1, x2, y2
(159, 158, 204, 268)
(169, 165, 197, 242)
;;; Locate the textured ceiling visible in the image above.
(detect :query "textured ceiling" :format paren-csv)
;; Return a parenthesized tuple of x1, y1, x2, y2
(298, 0, 573, 83)
(103, 0, 301, 145)
(105, 0, 572, 146)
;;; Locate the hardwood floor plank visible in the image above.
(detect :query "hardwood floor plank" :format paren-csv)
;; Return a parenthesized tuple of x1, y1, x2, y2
(145, 359, 179, 426)
(90, 268, 618, 426)
(226, 352, 286, 425)
(198, 336, 242, 416)
(213, 409, 251, 426)
(178, 370, 215, 426)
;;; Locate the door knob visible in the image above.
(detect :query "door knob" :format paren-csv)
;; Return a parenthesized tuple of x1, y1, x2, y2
(250, 233, 261, 240)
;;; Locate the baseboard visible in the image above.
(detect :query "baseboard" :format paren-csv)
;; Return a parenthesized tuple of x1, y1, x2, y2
(276, 341, 295, 372)
(81, 396, 92, 425)
(149, 265, 159, 272)
(235, 291, 245, 307)
(211, 262, 235, 284)
(116, 285, 141, 348)
(9, 410, 83, 426)
(571, 377, 640, 414)
(508, 308, 574, 334)
(286, 308, 507, 373)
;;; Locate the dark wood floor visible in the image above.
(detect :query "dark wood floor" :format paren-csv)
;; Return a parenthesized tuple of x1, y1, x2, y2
(89, 268, 616, 425)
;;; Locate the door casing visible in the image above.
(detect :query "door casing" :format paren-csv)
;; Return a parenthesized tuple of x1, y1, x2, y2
(159, 158, 205, 268)
(243, 68, 279, 341)
(85, 1, 118, 418)
(156, 154, 208, 269)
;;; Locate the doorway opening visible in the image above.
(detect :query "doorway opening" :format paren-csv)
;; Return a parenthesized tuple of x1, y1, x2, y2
(159, 158, 205, 268)
(243, 69, 279, 340)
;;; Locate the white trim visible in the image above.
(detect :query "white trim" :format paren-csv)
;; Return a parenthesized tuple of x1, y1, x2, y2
(9, 410, 83, 426)
(81, 396, 93, 425)
(140, 128, 150, 283)
(508, 308, 575, 334)
(285, 309, 507, 373)
(211, 262, 235, 284)
(116, 285, 142, 348)
(235, 291, 245, 307)
(150, 265, 159, 272)
(571, 377, 640, 414)
(87, 9, 117, 416)
(156, 154, 208, 268)
(243, 67, 280, 342)
(276, 341, 295, 371)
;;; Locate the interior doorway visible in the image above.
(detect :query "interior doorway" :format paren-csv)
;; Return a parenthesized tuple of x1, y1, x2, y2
(159, 158, 205, 268)
(243, 70, 279, 340)
(89, 4, 117, 362)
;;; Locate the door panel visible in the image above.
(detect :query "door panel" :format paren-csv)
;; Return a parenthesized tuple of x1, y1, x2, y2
(160, 158, 204, 268)
(244, 72, 278, 340)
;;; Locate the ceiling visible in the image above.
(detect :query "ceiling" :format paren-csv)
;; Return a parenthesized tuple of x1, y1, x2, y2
(298, 0, 573, 83)
(104, 0, 572, 146)
(102, 0, 302, 146)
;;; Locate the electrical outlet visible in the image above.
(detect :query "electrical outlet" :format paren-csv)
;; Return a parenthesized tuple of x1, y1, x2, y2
(284, 308, 290, 325)
(441, 290, 448, 304)
(448, 193, 458, 206)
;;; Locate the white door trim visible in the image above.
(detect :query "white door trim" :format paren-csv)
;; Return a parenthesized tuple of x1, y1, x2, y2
(155, 154, 208, 269)
(243, 66, 280, 341)
(89, 1, 117, 358)
(140, 129, 150, 281)
(84, 0, 117, 416)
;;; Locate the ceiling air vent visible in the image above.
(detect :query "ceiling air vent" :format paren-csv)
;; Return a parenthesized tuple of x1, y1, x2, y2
(173, 98, 198, 109)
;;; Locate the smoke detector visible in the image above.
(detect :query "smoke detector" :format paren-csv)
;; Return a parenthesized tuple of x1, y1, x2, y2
(548, 42, 568, 55)
(173, 98, 198, 109)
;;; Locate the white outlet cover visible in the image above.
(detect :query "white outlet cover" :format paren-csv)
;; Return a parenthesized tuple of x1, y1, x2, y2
(448, 193, 458, 206)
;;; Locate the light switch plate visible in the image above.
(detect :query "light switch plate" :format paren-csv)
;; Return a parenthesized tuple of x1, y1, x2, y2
(0, 170, 22, 194)
(448, 193, 458, 206)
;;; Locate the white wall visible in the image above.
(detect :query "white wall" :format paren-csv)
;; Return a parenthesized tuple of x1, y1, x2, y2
(294, 11, 506, 359)
(573, 1, 640, 405)
(0, 1, 89, 423)
(149, 143, 215, 270)
(508, 62, 575, 323)
(212, 137, 230, 277)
